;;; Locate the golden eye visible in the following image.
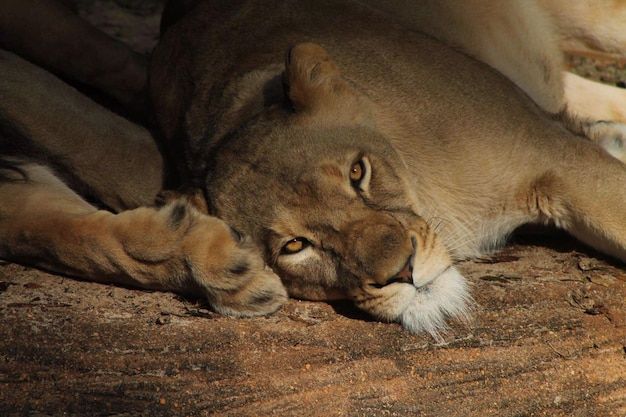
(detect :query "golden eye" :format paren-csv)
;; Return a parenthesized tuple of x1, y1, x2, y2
(350, 160, 365, 183)
(281, 238, 309, 254)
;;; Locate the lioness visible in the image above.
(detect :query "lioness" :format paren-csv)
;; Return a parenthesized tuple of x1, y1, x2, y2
(1, 0, 626, 338)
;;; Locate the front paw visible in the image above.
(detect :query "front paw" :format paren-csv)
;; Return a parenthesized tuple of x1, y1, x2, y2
(211, 264, 287, 317)
(178, 205, 287, 316)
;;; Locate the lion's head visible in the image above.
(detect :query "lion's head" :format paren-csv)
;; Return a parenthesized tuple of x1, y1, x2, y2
(197, 43, 471, 337)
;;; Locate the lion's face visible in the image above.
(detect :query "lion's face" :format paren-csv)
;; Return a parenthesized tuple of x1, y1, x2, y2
(203, 43, 471, 336)
(204, 119, 470, 336)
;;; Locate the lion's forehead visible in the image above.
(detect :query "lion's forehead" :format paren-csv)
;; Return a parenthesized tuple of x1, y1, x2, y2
(207, 157, 355, 233)
(271, 189, 354, 229)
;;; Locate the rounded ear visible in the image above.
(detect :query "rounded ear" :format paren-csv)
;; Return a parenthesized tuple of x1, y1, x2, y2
(283, 43, 345, 112)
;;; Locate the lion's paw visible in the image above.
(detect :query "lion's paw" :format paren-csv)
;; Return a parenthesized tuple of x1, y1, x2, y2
(583, 120, 626, 164)
(199, 242, 288, 318)
(161, 202, 288, 316)
(132, 199, 287, 316)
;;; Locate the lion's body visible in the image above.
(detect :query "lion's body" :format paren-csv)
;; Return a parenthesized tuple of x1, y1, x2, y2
(1, 0, 626, 336)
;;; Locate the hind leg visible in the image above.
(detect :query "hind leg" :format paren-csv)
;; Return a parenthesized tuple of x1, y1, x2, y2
(0, 0, 148, 116)
(0, 48, 162, 212)
(0, 162, 287, 316)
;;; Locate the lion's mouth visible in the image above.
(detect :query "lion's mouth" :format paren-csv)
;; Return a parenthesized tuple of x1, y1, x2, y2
(356, 234, 471, 338)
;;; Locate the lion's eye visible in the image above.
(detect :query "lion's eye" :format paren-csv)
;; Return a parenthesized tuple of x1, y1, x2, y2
(281, 237, 309, 254)
(350, 160, 365, 183)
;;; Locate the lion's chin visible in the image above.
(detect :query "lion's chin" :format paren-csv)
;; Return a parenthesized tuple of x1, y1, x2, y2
(371, 266, 472, 341)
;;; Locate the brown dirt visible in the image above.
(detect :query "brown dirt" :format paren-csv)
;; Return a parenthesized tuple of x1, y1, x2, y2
(2, 2, 626, 416)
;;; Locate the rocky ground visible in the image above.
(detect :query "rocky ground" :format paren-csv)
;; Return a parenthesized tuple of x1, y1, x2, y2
(1, 1, 626, 416)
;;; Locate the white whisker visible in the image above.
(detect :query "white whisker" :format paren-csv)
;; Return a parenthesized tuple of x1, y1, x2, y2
(427, 216, 489, 260)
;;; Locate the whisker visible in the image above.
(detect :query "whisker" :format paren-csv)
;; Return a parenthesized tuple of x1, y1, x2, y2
(426, 216, 488, 260)
(427, 216, 447, 234)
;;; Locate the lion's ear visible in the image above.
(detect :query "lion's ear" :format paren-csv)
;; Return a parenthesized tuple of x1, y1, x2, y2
(284, 43, 344, 112)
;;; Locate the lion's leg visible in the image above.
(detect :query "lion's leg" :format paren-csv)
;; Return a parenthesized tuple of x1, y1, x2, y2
(563, 72, 626, 124)
(559, 113, 626, 165)
(539, 0, 626, 59)
(0, 0, 148, 116)
(0, 162, 287, 316)
(0, 48, 163, 212)
(533, 136, 626, 263)
(545, 116, 626, 259)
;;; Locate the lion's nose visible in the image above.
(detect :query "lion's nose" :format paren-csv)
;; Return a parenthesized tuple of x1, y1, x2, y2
(347, 217, 414, 286)
(391, 257, 414, 284)
(384, 236, 417, 286)
(368, 257, 414, 288)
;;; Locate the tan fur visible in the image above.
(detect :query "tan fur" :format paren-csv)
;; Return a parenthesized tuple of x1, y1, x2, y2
(1, 0, 626, 336)
(564, 72, 626, 126)
(541, 0, 626, 58)
(365, 0, 626, 123)
(359, 0, 566, 113)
